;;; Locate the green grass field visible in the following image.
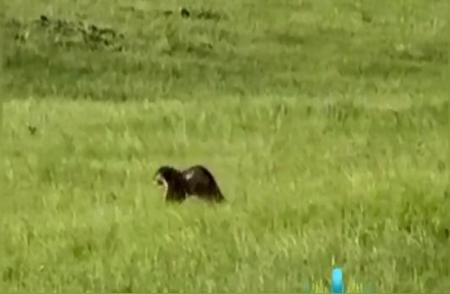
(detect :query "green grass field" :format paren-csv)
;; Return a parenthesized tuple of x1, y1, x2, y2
(1, 0, 449, 292)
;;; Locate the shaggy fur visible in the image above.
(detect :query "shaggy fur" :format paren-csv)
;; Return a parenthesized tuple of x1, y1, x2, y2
(153, 165, 225, 203)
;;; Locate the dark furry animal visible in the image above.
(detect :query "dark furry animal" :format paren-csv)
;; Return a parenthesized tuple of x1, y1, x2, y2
(153, 165, 225, 203)
(180, 7, 190, 18)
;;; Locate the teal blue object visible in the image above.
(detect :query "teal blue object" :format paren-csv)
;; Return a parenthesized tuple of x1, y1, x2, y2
(331, 267, 344, 293)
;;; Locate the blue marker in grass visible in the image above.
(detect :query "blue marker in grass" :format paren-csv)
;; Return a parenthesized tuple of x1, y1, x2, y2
(331, 266, 344, 293)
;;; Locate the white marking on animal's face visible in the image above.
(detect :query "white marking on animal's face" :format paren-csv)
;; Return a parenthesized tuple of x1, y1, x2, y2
(154, 174, 168, 198)
(154, 174, 167, 187)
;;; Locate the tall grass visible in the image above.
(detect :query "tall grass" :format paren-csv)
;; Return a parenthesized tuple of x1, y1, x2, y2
(0, 0, 449, 292)
(1, 98, 448, 292)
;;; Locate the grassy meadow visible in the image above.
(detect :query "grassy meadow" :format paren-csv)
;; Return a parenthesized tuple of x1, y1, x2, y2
(1, 0, 449, 292)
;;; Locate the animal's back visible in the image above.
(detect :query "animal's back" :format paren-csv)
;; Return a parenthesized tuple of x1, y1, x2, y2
(182, 165, 225, 201)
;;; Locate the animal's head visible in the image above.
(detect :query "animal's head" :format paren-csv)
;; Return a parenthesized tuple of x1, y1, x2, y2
(153, 165, 178, 187)
(153, 165, 188, 202)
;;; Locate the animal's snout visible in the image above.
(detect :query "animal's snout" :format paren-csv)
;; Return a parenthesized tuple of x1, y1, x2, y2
(153, 175, 165, 186)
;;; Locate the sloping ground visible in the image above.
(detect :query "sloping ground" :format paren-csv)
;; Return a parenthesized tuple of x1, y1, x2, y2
(1, 0, 448, 100)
